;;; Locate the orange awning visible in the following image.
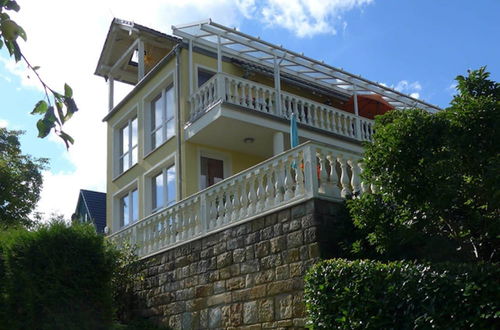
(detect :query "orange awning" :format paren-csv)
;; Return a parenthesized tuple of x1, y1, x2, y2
(343, 94, 394, 120)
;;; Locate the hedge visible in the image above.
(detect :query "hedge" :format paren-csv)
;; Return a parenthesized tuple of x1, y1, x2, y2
(305, 259, 499, 329)
(0, 222, 116, 330)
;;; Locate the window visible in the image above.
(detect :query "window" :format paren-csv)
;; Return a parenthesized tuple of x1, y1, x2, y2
(198, 68, 215, 88)
(152, 165, 176, 211)
(151, 86, 175, 149)
(200, 156, 224, 189)
(120, 189, 138, 227)
(119, 117, 138, 173)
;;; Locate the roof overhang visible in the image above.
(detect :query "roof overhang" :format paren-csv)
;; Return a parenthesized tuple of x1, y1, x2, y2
(95, 18, 181, 85)
(172, 19, 441, 112)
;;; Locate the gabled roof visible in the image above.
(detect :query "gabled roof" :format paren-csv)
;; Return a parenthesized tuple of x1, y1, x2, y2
(172, 19, 441, 113)
(77, 189, 106, 234)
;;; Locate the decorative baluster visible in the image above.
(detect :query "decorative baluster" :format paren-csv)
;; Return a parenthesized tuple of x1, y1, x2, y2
(274, 160, 284, 205)
(284, 157, 294, 200)
(295, 151, 305, 197)
(265, 167, 275, 209)
(326, 152, 341, 198)
(339, 156, 352, 198)
(231, 182, 240, 221)
(239, 181, 248, 219)
(256, 169, 265, 211)
(348, 159, 361, 197)
(247, 175, 257, 217)
(316, 149, 328, 194)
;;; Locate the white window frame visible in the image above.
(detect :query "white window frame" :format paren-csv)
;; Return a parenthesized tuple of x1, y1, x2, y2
(119, 117, 138, 173)
(143, 152, 177, 214)
(112, 179, 139, 232)
(150, 85, 175, 150)
(143, 70, 175, 155)
(195, 64, 216, 90)
(151, 164, 176, 213)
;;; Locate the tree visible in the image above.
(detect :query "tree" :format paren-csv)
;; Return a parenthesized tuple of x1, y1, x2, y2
(347, 67, 499, 262)
(0, 0, 77, 148)
(0, 127, 47, 229)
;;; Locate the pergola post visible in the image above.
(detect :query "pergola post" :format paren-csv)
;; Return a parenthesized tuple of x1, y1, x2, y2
(353, 90, 361, 139)
(274, 55, 282, 116)
(189, 39, 193, 95)
(216, 36, 224, 99)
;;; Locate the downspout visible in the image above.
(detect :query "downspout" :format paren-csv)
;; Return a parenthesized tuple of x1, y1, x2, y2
(175, 45, 183, 199)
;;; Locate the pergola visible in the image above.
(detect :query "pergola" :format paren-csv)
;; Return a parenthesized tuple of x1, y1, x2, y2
(172, 19, 441, 115)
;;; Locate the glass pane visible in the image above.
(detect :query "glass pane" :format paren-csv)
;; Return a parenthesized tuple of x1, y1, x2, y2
(154, 129, 162, 149)
(166, 87, 174, 120)
(131, 146, 138, 165)
(153, 172, 164, 210)
(131, 118, 138, 147)
(121, 124, 129, 154)
(198, 69, 215, 87)
(166, 119, 175, 140)
(132, 189, 138, 223)
(153, 95, 163, 129)
(121, 195, 129, 227)
(201, 156, 224, 188)
(121, 153, 130, 172)
(167, 166, 176, 206)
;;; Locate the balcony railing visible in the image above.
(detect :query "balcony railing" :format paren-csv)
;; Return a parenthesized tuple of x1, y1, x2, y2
(189, 73, 374, 142)
(109, 142, 370, 258)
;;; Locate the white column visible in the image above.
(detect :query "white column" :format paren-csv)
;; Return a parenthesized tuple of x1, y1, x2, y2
(138, 39, 145, 80)
(353, 90, 361, 139)
(273, 132, 284, 155)
(108, 76, 114, 111)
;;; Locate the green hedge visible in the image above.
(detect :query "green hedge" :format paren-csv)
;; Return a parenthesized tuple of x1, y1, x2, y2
(305, 259, 499, 329)
(0, 222, 116, 330)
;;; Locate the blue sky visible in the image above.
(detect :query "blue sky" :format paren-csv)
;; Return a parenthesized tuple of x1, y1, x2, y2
(0, 0, 498, 218)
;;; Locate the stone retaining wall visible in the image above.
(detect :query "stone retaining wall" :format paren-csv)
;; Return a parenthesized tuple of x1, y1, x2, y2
(134, 199, 341, 329)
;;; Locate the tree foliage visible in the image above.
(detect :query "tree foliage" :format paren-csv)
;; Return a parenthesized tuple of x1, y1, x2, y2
(347, 67, 499, 262)
(0, 0, 77, 148)
(0, 128, 47, 229)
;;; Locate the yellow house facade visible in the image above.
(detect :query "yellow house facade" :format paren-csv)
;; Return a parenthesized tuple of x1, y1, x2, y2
(95, 19, 439, 258)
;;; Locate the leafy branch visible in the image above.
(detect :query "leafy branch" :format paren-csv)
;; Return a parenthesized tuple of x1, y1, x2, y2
(0, 0, 78, 148)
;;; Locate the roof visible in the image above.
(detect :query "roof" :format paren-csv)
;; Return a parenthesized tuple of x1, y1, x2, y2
(78, 189, 107, 234)
(172, 19, 441, 113)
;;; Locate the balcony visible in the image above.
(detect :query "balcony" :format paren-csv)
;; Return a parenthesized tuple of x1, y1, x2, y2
(109, 141, 370, 258)
(188, 73, 375, 143)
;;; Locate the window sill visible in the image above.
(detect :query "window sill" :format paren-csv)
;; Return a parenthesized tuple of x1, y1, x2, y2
(143, 135, 176, 160)
(112, 163, 138, 182)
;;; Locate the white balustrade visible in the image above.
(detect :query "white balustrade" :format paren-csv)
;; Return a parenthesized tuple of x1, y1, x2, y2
(189, 73, 375, 141)
(109, 142, 369, 258)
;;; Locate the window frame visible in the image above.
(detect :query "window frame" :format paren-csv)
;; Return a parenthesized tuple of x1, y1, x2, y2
(150, 84, 175, 151)
(119, 188, 138, 228)
(151, 164, 176, 213)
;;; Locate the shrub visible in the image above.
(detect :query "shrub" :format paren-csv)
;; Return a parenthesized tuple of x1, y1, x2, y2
(305, 259, 499, 329)
(0, 222, 116, 330)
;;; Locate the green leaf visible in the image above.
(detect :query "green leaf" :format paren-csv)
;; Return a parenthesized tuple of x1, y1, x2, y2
(64, 83, 73, 98)
(36, 118, 52, 138)
(31, 100, 48, 115)
(32, 65, 40, 71)
(59, 131, 74, 149)
(5, 1, 20, 12)
(63, 97, 78, 121)
(55, 100, 64, 125)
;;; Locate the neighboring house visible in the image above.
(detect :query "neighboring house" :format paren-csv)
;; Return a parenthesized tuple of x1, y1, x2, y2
(95, 18, 439, 257)
(72, 189, 107, 234)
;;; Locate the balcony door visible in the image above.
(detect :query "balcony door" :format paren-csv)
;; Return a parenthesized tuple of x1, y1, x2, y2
(200, 156, 224, 190)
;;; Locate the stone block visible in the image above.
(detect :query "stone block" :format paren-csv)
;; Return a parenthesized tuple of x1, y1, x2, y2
(166, 301, 186, 315)
(168, 313, 182, 329)
(267, 279, 294, 296)
(217, 251, 233, 268)
(291, 203, 306, 219)
(293, 292, 306, 318)
(260, 226, 274, 240)
(254, 269, 275, 285)
(241, 260, 260, 274)
(214, 280, 226, 294)
(227, 276, 246, 290)
(243, 301, 258, 324)
(227, 236, 244, 250)
(245, 246, 255, 260)
(304, 227, 318, 244)
(186, 297, 206, 311)
(309, 242, 321, 258)
(255, 241, 270, 258)
(214, 242, 227, 255)
(287, 231, 303, 248)
(233, 248, 246, 263)
(270, 236, 286, 253)
(289, 262, 303, 278)
(207, 292, 232, 307)
(299, 245, 309, 260)
(277, 209, 290, 222)
(300, 214, 315, 228)
(195, 284, 213, 298)
(275, 294, 293, 320)
(208, 307, 222, 328)
(260, 254, 282, 270)
(258, 298, 274, 322)
(232, 285, 267, 302)
(246, 232, 260, 245)
(251, 218, 266, 231)
(222, 303, 243, 327)
(175, 255, 189, 268)
(275, 264, 290, 280)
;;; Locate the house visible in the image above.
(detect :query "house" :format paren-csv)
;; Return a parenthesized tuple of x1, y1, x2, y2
(95, 18, 440, 258)
(72, 189, 107, 234)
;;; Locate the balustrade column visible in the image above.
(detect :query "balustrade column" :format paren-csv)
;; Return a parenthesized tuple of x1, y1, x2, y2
(303, 145, 319, 197)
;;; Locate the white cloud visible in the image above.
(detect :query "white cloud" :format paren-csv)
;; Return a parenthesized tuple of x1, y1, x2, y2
(0, 119, 8, 128)
(236, 0, 374, 37)
(391, 80, 422, 99)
